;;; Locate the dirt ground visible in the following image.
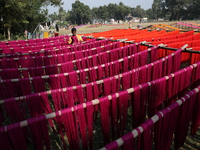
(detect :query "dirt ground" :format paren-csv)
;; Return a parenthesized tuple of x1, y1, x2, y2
(59, 21, 200, 35)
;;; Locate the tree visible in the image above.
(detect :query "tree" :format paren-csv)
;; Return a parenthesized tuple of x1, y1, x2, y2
(0, 0, 62, 40)
(98, 5, 109, 21)
(152, 0, 165, 19)
(145, 8, 154, 20)
(91, 2, 130, 21)
(68, 0, 91, 25)
(151, 0, 200, 20)
(107, 3, 117, 19)
(49, 12, 59, 21)
(131, 5, 145, 18)
(115, 2, 131, 20)
(185, 0, 200, 19)
(91, 7, 99, 20)
(164, 0, 195, 20)
(57, 7, 67, 21)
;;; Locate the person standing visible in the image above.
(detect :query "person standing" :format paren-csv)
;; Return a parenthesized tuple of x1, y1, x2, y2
(24, 29, 28, 40)
(54, 24, 59, 37)
(55, 24, 59, 32)
(128, 22, 131, 29)
(137, 24, 141, 29)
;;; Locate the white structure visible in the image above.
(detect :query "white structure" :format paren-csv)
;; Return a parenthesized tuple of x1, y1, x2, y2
(39, 25, 44, 31)
(143, 18, 148, 22)
(110, 19, 115, 24)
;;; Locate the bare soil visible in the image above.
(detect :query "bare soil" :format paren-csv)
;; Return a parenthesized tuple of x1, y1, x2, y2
(59, 21, 200, 35)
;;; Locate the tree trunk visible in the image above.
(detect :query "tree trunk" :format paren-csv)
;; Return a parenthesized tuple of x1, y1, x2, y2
(169, 11, 174, 21)
(7, 27, 11, 40)
(3, 27, 5, 39)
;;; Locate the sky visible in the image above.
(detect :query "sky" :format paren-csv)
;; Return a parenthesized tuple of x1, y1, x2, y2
(47, 0, 154, 14)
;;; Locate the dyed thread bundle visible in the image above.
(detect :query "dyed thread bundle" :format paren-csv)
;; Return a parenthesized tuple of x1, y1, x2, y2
(0, 32, 199, 150)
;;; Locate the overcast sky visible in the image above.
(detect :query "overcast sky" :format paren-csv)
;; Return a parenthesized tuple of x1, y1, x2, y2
(47, 0, 154, 14)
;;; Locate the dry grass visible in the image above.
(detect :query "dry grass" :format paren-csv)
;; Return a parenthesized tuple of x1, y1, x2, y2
(59, 21, 200, 35)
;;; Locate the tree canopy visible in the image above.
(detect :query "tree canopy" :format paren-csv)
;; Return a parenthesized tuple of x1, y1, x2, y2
(0, 0, 62, 40)
(49, 1, 146, 25)
(64, 0, 200, 24)
(67, 0, 91, 25)
(151, 0, 200, 20)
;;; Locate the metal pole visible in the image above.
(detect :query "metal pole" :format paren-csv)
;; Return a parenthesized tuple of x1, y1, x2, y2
(139, 43, 200, 54)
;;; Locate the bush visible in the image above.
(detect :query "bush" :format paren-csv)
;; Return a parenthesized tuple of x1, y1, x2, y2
(0, 34, 4, 40)
(11, 34, 26, 41)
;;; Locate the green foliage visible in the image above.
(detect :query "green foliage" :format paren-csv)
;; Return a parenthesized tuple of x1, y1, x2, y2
(107, 4, 117, 19)
(151, 0, 200, 20)
(49, 6, 69, 22)
(0, 0, 62, 40)
(116, 2, 131, 20)
(91, 2, 131, 21)
(152, 0, 165, 19)
(49, 12, 59, 21)
(58, 7, 67, 21)
(56, 21, 68, 27)
(131, 5, 146, 18)
(67, 0, 91, 25)
(146, 8, 154, 20)
(98, 5, 109, 21)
